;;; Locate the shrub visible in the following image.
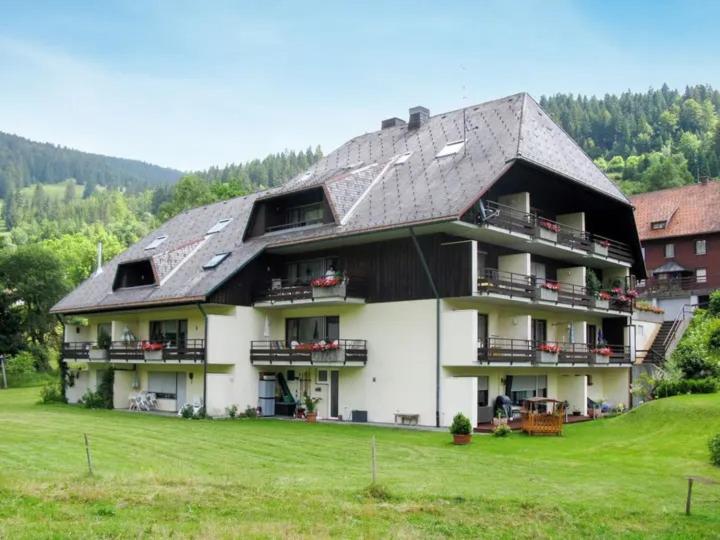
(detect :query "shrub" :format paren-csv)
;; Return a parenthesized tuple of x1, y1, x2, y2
(449, 413, 471, 435)
(672, 340, 719, 379)
(97, 368, 114, 408)
(192, 406, 206, 420)
(709, 433, 720, 467)
(708, 290, 720, 317)
(243, 405, 258, 418)
(80, 389, 107, 408)
(708, 326, 720, 352)
(653, 378, 718, 398)
(40, 381, 66, 404)
(586, 269, 602, 297)
(225, 404, 238, 419)
(492, 423, 512, 437)
(179, 404, 194, 419)
(5, 352, 35, 378)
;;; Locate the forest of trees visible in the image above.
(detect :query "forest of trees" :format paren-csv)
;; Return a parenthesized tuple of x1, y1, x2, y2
(541, 84, 720, 194)
(0, 130, 183, 199)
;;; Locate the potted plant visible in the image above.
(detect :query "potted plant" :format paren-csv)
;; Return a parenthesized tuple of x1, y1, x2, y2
(536, 280, 560, 302)
(492, 408, 508, 426)
(592, 237, 610, 257)
(90, 331, 112, 360)
(311, 273, 347, 299)
(536, 342, 561, 364)
(592, 346, 612, 364)
(303, 392, 321, 423)
(449, 413, 472, 445)
(142, 340, 165, 361)
(537, 218, 560, 242)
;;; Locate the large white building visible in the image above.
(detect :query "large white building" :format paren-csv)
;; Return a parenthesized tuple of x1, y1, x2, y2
(53, 94, 654, 427)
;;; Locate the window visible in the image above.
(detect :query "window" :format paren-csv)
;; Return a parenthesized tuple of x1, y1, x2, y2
(696, 239, 707, 255)
(435, 139, 465, 158)
(587, 324, 597, 347)
(149, 319, 188, 347)
(651, 221, 666, 230)
(317, 370, 328, 383)
(508, 375, 547, 406)
(207, 218, 232, 235)
(287, 203, 323, 227)
(145, 235, 168, 250)
(148, 372, 178, 400)
(97, 323, 111, 342)
(113, 260, 156, 289)
(477, 376, 489, 407)
(532, 319, 547, 343)
(696, 268, 707, 283)
(285, 257, 338, 284)
(477, 314, 488, 346)
(286, 316, 339, 344)
(394, 152, 412, 165)
(203, 252, 230, 270)
(665, 243, 675, 258)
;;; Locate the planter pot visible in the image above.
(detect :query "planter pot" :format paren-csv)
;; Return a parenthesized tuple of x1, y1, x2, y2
(89, 349, 109, 361)
(306, 411, 318, 423)
(312, 281, 347, 299)
(591, 298, 609, 310)
(592, 242, 609, 257)
(594, 354, 610, 365)
(536, 351, 559, 364)
(452, 433, 472, 445)
(311, 349, 342, 364)
(537, 228, 557, 242)
(492, 417, 508, 426)
(144, 350, 164, 361)
(536, 287, 559, 302)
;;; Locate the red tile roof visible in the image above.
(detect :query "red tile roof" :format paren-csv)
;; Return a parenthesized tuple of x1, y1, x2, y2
(630, 181, 720, 240)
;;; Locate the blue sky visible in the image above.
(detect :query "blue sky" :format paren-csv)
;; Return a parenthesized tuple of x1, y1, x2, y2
(0, 0, 718, 171)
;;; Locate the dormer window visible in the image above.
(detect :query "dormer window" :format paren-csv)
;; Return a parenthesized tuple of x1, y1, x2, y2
(245, 187, 332, 238)
(436, 140, 465, 158)
(651, 220, 667, 230)
(145, 235, 168, 250)
(207, 218, 232, 235)
(113, 259, 156, 290)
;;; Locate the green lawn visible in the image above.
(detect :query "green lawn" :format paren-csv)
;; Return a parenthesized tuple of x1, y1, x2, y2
(1, 388, 719, 539)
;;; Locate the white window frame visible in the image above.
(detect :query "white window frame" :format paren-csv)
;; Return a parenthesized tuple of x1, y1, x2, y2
(664, 243, 675, 258)
(651, 221, 666, 230)
(695, 239, 707, 255)
(696, 268, 707, 283)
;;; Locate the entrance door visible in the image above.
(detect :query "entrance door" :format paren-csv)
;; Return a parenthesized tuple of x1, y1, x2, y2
(478, 314, 488, 347)
(176, 372, 187, 408)
(330, 370, 339, 418)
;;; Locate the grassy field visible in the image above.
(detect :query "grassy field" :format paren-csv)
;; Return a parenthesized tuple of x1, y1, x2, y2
(1, 388, 719, 539)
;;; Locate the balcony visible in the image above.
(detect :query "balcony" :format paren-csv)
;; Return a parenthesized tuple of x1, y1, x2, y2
(254, 275, 366, 308)
(476, 268, 633, 315)
(249, 339, 368, 366)
(469, 200, 633, 268)
(477, 337, 631, 366)
(62, 340, 206, 364)
(636, 275, 712, 298)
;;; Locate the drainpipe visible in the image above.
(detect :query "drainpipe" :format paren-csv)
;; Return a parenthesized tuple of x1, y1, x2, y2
(197, 304, 208, 412)
(55, 313, 68, 401)
(409, 228, 441, 428)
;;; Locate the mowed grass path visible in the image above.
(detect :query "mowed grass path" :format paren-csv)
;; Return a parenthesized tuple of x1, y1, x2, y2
(1, 389, 719, 538)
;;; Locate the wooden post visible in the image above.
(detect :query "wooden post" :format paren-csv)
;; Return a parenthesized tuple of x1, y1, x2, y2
(0, 355, 7, 389)
(685, 477, 694, 515)
(84, 433, 94, 476)
(371, 435, 377, 484)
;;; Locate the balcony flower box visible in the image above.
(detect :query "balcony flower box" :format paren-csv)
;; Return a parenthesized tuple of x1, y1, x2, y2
(311, 278, 347, 299)
(537, 219, 559, 242)
(536, 343, 561, 364)
(592, 239, 610, 257)
(592, 347, 612, 364)
(142, 341, 165, 361)
(536, 284, 559, 302)
(88, 348, 109, 361)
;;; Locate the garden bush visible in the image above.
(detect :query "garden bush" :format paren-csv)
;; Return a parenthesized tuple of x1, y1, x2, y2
(709, 433, 720, 467)
(492, 423, 512, 437)
(6, 352, 35, 378)
(449, 413, 471, 435)
(80, 389, 107, 408)
(40, 381, 66, 404)
(708, 290, 720, 317)
(653, 378, 718, 398)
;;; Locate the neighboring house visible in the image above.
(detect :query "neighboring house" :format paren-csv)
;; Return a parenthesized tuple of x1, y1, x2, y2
(631, 180, 720, 317)
(53, 93, 648, 427)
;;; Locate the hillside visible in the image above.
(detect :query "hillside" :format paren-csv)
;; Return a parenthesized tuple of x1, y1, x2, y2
(541, 84, 720, 194)
(0, 130, 183, 199)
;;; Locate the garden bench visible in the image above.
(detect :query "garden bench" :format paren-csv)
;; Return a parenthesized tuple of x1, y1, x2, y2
(394, 413, 419, 426)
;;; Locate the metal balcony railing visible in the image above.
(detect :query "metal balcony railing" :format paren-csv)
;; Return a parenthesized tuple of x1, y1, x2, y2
(61, 340, 206, 363)
(476, 337, 631, 365)
(250, 339, 368, 365)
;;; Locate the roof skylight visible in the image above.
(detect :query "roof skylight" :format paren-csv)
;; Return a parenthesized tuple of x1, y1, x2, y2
(144, 235, 168, 250)
(435, 140, 465, 158)
(207, 218, 232, 235)
(651, 220, 667, 230)
(395, 152, 412, 165)
(203, 252, 230, 270)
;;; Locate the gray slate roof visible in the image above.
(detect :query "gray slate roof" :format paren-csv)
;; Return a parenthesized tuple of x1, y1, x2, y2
(52, 93, 630, 314)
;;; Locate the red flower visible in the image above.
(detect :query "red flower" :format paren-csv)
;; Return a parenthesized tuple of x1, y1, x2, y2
(593, 347, 612, 357)
(597, 239, 610, 248)
(311, 276, 342, 288)
(598, 291, 612, 301)
(537, 343, 561, 353)
(542, 281, 560, 291)
(538, 219, 561, 233)
(142, 341, 164, 351)
(625, 289, 639, 299)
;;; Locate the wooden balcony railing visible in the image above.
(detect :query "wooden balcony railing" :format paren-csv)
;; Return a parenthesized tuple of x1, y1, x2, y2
(477, 337, 631, 365)
(62, 340, 206, 363)
(250, 339, 368, 365)
(475, 200, 633, 263)
(478, 268, 633, 313)
(636, 275, 713, 296)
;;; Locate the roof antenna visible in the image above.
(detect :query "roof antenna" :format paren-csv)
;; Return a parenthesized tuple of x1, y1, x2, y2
(94, 242, 103, 276)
